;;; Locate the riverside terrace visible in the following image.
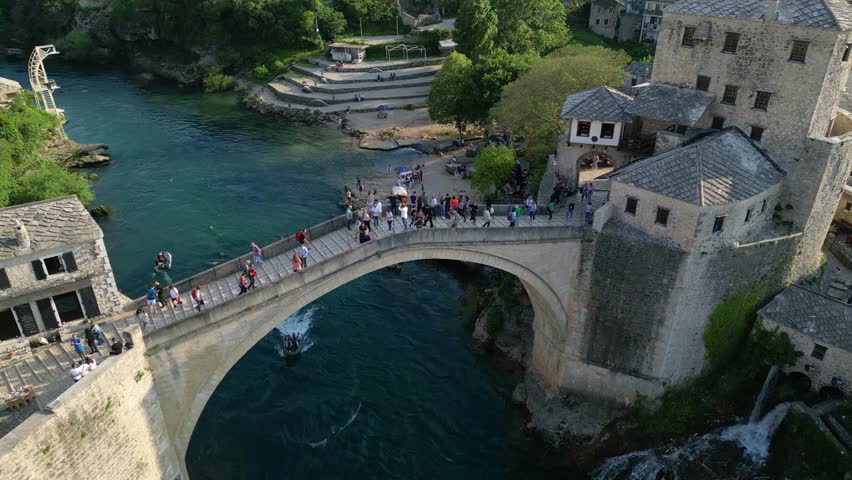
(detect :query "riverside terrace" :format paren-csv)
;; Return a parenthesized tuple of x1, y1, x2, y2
(0, 195, 609, 438)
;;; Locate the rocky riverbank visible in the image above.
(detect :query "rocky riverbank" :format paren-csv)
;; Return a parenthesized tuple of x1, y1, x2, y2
(43, 136, 112, 169)
(464, 269, 621, 450)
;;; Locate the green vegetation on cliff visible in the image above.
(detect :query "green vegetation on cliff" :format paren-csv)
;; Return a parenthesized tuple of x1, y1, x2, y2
(0, 93, 93, 207)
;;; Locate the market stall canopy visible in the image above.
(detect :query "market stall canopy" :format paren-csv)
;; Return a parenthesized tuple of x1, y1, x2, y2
(392, 186, 408, 196)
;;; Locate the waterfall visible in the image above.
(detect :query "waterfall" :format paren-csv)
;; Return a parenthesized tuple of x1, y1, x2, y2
(592, 403, 793, 480)
(749, 365, 780, 424)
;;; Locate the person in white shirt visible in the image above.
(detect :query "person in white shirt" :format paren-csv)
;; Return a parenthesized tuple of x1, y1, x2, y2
(399, 204, 409, 231)
(430, 196, 438, 218)
(386, 209, 394, 231)
(85, 356, 98, 371)
(79, 361, 91, 376)
(296, 244, 309, 268)
(70, 362, 83, 382)
(169, 284, 182, 307)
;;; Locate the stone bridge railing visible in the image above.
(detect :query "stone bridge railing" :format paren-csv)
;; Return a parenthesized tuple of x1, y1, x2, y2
(125, 205, 570, 313)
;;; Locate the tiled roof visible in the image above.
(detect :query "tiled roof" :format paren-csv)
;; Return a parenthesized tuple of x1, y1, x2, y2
(560, 86, 634, 123)
(666, 0, 852, 31)
(608, 127, 786, 206)
(623, 61, 653, 77)
(625, 83, 715, 126)
(0, 196, 101, 261)
(759, 284, 852, 352)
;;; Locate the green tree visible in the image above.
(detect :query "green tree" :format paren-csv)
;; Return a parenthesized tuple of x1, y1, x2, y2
(333, 0, 398, 25)
(469, 48, 537, 126)
(454, 0, 497, 60)
(492, 0, 570, 55)
(427, 52, 477, 140)
(472, 146, 515, 194)
(491, 45, 629, 142)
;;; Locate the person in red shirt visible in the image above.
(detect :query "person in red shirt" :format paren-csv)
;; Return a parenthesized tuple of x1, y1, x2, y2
(450, 196, 460, 211)
(248, 264, 258, 290)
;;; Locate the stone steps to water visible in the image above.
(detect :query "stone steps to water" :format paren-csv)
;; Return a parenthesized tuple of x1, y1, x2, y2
(275, 75, 433, 94)
(261, 86, 427, 114)
(290, 64, 441, 84)
(268, 81, 430, 107)
(310, 57, 445, 73)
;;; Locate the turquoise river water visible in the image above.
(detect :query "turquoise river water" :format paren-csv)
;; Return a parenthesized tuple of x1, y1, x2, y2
(0, 60, 580, 479)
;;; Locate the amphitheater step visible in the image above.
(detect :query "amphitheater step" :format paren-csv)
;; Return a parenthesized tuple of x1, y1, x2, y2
(275, 75, 433, 94)
(290, 64, 441, 84)
(268, 82, 431, 107)
(310, 56, 445, 73)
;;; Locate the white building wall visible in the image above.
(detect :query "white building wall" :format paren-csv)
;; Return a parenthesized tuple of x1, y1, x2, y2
(568, 119, 623, 147)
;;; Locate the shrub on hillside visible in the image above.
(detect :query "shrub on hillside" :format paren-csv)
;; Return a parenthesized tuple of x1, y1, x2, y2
(253, 65, 270, 79)
(203, 73, 236, 93)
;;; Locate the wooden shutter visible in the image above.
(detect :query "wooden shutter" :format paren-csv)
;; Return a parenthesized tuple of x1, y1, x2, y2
(13, 304, 39, 336)
(78, 286, 101, 318)
(31, 260, 46, 280)
(0, 268, 10, 290)
(36, 298, 60, 329)
(62, 252, 78, 273)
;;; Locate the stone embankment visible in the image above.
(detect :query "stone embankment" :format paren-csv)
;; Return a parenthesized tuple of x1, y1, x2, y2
(44, 136, 113, 169)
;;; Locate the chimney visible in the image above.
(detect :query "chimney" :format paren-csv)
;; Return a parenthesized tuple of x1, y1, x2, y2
(14, 221, 31, 251)
(766, 0, 779, 22)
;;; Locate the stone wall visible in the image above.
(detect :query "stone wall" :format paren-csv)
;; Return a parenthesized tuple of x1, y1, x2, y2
(582, 221, 687, 379)
(589, 0, 621, 40)
(0, 327, 180, 480)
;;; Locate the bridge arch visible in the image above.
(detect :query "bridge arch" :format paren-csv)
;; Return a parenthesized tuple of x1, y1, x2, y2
(144, 228, 583, 478)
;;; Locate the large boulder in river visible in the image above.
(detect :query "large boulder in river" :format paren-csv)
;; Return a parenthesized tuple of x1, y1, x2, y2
(90, 205, 111, 218)
(43, 136, 113, 168)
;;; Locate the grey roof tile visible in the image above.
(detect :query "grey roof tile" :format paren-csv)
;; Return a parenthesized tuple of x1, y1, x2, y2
(666, 0, 852, 31)
(625, 83, 715, 126)
(760, 284, 852, 352)
(0, 196, 101, 261)
(560, 86, 635, 123)
(623, 61, 653, 77)
(608, 127, 786, 205)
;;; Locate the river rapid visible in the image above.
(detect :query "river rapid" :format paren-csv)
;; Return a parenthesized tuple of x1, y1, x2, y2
(0, 60, 577, 479)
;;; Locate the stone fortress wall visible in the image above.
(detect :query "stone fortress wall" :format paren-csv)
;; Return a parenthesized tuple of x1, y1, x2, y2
(0, 327, 179, 480)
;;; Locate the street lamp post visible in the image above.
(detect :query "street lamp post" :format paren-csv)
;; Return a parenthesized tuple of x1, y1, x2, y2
(360, 18, 363, 39)
(396, 14, 399, 39)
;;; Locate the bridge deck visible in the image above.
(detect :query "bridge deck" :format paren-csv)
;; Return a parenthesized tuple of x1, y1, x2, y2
(0, 194, 608, 436)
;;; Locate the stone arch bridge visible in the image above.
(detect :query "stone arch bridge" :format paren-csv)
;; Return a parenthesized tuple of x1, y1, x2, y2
(127, 209, 663, 478)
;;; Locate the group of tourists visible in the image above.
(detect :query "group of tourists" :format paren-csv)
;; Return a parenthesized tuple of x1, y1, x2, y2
(69, 357, 97, 382)
(376, 72, 398, 82)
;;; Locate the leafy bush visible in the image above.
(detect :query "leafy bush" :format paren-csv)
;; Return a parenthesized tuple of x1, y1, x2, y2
(0, 93, 93, 207)
(472, 146, 515, 194)
(703, 285, 763, 367)
(272, 60, 286, 73)
(203, 73, 236, 93)
(404, 104, 416, 111)
(253, 65, 270, 79)
(54, 30, 97, 62)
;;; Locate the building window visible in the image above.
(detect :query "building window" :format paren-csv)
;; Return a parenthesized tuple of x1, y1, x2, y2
(811, 344, 828, 360)
(604, 19, 609, 26)
(754, 91, 771, 111)
(844, 44, 852, 62)
(601, 123, 616, 139)
(745, 208, 753, 223)
(682, 27, 696, 47)
(696, 75, 711, 92)
(790, 40, 809, 63)
(761, 199, 767, 213)
(0, 309, 21, 341)
(0, 268, 9, 290)
(31, 252, 77, 280)
(750, 126, 765, 142)
(625, 197, 638, 215)
(576, 121, 591, 137)
(722, 32, 740, 53)
(722, 85, 739, 105)
(713, 216, 725, 233)
(846, 202, 852, 212)
(711, 116, 725, 129)
(655, 207, 670, 226)
(595, 18, 601, 25)
(631, 78, 637, 86)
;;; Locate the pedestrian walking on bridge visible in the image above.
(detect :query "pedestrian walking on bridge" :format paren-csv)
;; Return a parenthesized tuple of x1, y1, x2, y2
(251, 242, 265, 266)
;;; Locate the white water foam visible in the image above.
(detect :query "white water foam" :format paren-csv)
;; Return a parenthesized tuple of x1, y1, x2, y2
(592, 403, 792, 480)
(307, 401, 363, 449)
(274, 307, 317, 359)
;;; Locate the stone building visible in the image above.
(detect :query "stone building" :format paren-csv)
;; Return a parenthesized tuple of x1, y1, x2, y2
(0, 76, 21, 107)
(639, 0, 675, 44)
(759, 284, 852, 396)
(633, 0, 852, 274)
(0, 196, 122, 342)
(833, 177, 852, 228)
(605, 127, 785, 250)
(556, 86, 637, 191)
(589, 0, 644, 43)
